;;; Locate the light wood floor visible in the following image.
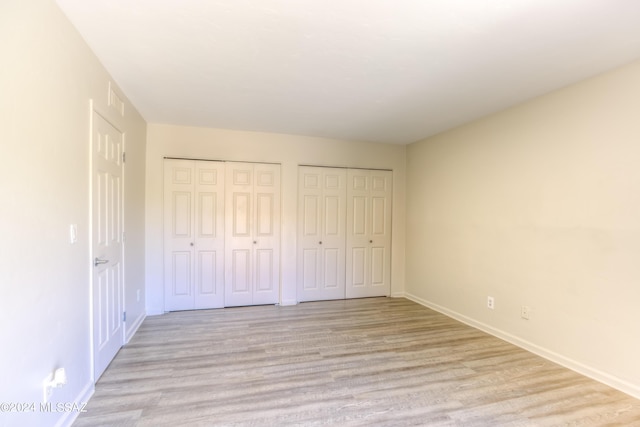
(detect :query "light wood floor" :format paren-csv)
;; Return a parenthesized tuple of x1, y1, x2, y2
(74, 298, 640, 426)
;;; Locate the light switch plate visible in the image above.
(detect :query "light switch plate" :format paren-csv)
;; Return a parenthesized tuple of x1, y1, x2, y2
(69, 224, 78, 244)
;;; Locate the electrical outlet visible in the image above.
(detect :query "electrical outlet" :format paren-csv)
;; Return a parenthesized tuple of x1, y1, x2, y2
(487, 296, 495, 310)
(42, 375, 53, 403)
(42, 368, 67, 403)
(521, 305, 531, 320)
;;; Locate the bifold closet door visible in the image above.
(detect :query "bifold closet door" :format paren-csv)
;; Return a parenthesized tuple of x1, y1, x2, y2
(297, 166, 347, 302)
(225, 162, 281, 307)
(346, 169, 392, 299)
(164, 159, 225, 310)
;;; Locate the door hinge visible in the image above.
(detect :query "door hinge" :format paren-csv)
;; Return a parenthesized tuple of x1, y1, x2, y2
(123, 311, 126, 322)
(122, 152, 126, 163)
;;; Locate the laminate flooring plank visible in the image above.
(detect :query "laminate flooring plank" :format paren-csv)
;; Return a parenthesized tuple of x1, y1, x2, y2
(73, 298, 640, 426)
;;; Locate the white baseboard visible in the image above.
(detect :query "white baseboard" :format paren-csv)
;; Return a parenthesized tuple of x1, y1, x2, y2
(390, 291, 405, 298)
(280, 299, 298, 306)
(56, 380, 94, 427)
(126, 311, 146, 343)
(404, 292, 640, 400)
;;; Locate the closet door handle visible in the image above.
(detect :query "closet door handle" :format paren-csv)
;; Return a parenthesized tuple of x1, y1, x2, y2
(253, 241, 257, 244)
(319, 241, 323, 245)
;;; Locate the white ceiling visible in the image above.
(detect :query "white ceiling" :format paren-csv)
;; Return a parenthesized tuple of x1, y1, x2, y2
(55, 0, 640, 145)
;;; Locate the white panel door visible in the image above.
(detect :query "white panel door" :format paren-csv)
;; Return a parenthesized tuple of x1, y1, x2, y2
(298, 166, 347, 302)
(164, 159, 194, 311)
(164, 159, 225, 311)
(224, 163, 253, 307)
(194, 161, 225, 308)
(91, 111, 124, 380)
(252, 163, 281, 305)
(346, 169, 392, 298)
(225, 162, 280, 306)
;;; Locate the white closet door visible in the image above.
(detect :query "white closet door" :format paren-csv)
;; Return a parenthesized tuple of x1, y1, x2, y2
(164, 159, 224, 311)
(164, 159, 196, 311)
(225, 162, 280, 307)
(346, 169, 392, 298)
(194, 161, 225, 309)
(298, 166, 346, 301)
(252, 163, 281, 305)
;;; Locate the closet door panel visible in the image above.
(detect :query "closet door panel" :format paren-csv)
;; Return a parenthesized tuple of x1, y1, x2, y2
(324, 196, 340, 236)
(321, 169, 347, 300)
(346, 170, 371, 298)
(231, 193, 251, 236)
(370, 247, 386, 286)
(252, 163, 280, 305)
(256, 193, 275, 236)
(346, 169, 392, 299)
(225, 164, 254, 307)
(164, 159, 225, 311)
(255, 249, 274, 292)
(171, 251, 192, 297)
(350, 247, 366, 288)
(300, 200, 321, 292)
(231, 250, 251, 291)
(299, 172, 322, 295)
(164, 160, 196, 311)
(225, 162, 280, 307)
(323, 248, 340, 289)
(370, 170, 392, 295)
(197, 251, 216, 295)
(297, 166, 346, 302)
(302, 248, 319, 291)
(172, 192, 192, 237)
(194, 161, 225, 308)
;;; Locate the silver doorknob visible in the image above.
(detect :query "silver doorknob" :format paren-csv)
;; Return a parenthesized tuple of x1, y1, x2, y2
(190, 242, 194, 246)
(369, 240, 373, 243)
(94, 257, 109, 267)
(253, 241, 257, 244)
(319, 241, 323, 245)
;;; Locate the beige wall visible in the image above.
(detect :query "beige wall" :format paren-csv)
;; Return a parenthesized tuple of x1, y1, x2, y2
(145, 124, 406, 313)
(0, 1, 146, 426)
(406, 60, 640, 398)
